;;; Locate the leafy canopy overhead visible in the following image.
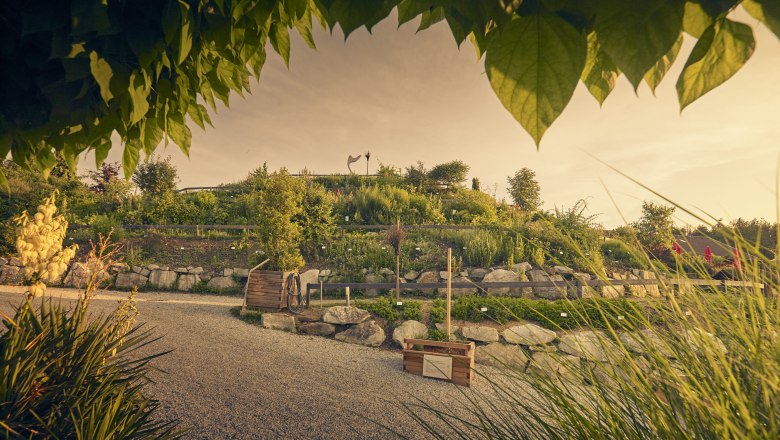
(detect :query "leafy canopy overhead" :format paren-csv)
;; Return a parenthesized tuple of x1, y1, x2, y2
(0, 0, 776, 187)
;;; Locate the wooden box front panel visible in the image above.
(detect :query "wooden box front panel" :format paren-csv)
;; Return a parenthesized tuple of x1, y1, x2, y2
(245, 270, 285, 309)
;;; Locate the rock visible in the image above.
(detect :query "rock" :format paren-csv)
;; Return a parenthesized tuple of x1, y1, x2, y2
(450, 276, 475, 296)
(483, 269, 527, 296)
(148, 270, 178, 289)
(553, 265, 574, 275)
(475, 342, 529, 369)
(392, 320, 428, 347)
(207, 276, 237, 291)
(261, 313, 296, 332)
(335, 321, 386, 347)
(140, 268, 151, 277)
(114, 272, 148, 289)
(416, 271, 438, 294)
(299, 269, 320, 297)
(503, 324, 557, 346)
(233, 268, 249, 277)
(527, 269, 567, 299)
(558, 331, 619, 362)
(0, 265, 22, 285)
(319, 269, 332, 277)
(323, 306, 370, 325)
(379, 268, 394, 276)
(461, 325, 500, 343)
(200, 274, 212, 282)
(512, 262, 532, 273)
(131, 265, 143, 274)
(601, 279, 624, 298)
(295, 308, 325, 322)
(300, 322, 336, 336)
(177, 274, 200, 291)
(360, 268, 369, 275)
(403, 270, 419, 281)
(530, 352, 581, 382)
(171, 267, 186, 274)
(684, 329, 727, 355)
(222, 268, 234, 277)
(9, 257, 22, 266)
(146, 264, 160, 271)
(363, 273, 384, 297)
(571, 272, 598, 298)
(63, 260, 112, 288)
(189, 266, 204, 274)
(619, 329, 673, 358)
(0, 257, 7, 266)
(469, 268, 489, 280)
(459, 271, 468, 277)
(439, 271, 450, 280)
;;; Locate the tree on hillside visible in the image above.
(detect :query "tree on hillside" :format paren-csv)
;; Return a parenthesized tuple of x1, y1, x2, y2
(2, 1, 771, 183)
(257, 170, 305, 271)
(507, 168, 542, 212)
(472, 177, 481, 191)
(132, 156, 178, 196)
(404, 162, 428, 190)
(85, 162, 121, 193)
(427, 160, 470, 189)
(634, 201, 676, 255)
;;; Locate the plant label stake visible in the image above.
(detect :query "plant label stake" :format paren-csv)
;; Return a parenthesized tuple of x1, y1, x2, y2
(346, 286, 350, 307)
(447, 247, 452, 341)
(320, 280, 324, 309)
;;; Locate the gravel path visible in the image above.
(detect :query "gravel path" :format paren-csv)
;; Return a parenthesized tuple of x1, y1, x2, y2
(0, 287, 497, 439)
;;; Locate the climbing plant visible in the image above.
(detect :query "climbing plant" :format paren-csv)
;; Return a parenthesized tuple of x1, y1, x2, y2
(0, 0, 776, 185)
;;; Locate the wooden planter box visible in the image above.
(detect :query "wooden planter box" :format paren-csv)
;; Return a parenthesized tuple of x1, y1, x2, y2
(244, 270, 293, 311)
(402, 339, 475, 387)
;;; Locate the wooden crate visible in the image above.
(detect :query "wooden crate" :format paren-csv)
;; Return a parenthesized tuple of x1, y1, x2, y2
(244, 270, 292, 311)
(402, 339, 475, 387)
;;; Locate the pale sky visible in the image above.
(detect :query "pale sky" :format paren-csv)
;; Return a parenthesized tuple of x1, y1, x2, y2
(89, 11, 780, 228)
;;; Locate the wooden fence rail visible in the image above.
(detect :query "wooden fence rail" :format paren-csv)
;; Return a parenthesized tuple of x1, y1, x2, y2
(69, 223, 484, 232)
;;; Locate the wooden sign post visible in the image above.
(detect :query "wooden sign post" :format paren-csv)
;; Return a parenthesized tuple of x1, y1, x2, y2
(446, 247, 452, 341)
(345, 286, 351, 307)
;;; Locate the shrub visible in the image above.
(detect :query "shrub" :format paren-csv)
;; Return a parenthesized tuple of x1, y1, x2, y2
(90, 213, 126, 241)
(602, 239, 648, 269)
(401, 301, 422, 321)
(446, 189, 498, 224)
(429, 298, 446, 324)
(357, 296, 398, 322)
(463, 229, 500, 267)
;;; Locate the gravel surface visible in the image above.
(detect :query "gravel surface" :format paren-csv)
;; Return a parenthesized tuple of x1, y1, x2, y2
(0, 287, 499, 439)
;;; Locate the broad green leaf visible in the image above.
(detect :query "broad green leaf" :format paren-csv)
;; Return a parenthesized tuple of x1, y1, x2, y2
(398, 0, 434, 26)
(187, 102, 212, 130)
(683, 1, 714, 38)
(94, 140, 111, 168)
(581, 32, 620, 106)
(71, 0, 111, 36)
(644, 32, 683, 94)
(128, 71, 150, 124)
(89, 51, 114, 103)
(36, 148, 57, 180)
(485, 14, 587, 146)
(0, 169, 8, 194)
(742, 0, 780, 40)
(269, 23, 291, 67)
(594, 0, 684, 89)
(328, 0, 395, 38)
(294, 10, 317, 49)
(122, 142, 140, 180)
(177, 3, 193, 65)
(418, 7, 444, 31)
(676, 18, 755, 110)
(167, 112, 192, 157)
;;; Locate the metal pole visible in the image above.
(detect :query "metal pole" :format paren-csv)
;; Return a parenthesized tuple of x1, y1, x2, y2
(346, 286, 350, 307)
(447, 247, 452, 341)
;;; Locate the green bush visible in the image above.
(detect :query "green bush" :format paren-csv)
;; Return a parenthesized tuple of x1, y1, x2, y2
(357, 296, 398, 322)
(429, 298, 446, 324)
(401, 301, 422, 321)
(89, 214, 126, 241)
(463, 229, 500, 267)
(602, 239, 648, 269)
(0, 296, 180, 438)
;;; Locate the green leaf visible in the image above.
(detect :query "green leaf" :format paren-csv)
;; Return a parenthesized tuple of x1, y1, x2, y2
(94, 140, 111, 168)
(742, 0, 780, 40)
(187, 102, 212, 130)
(89, 51, 114, 103)
(417, 6, 444, 31)
(177, 3, 193, 65)
(167, 112, 192, 157)
(328, 0, 395, 38)
(485, 14, 587, 146)
(0, 169, 8, 195)
(683, 1, 715, 38)
(269, 23, 291, 67)
(294, 10, 317, 49)
(581, 32, 620, 106)
(594, 0, 685, 89)
(644, 32, 683, 94)
(122, 142, 140, 180)
(71, 0, 112, 36)
(128, 71, 150, 124)
(676, 18, 755, 111)
(398, 0, 434, 26)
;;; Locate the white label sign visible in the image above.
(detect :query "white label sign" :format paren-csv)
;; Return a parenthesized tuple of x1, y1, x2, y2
(396, 302, 403, 306)
(422, 354, 453, 380)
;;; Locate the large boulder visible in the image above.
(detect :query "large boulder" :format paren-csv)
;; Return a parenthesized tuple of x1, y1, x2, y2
(469, 268, 489, 280)
(148, 270, 178, 290)
(363, 273, 384, 297)
(503, 324, 557, 346)
(553, 265, 574, 276)
(392, 320, 428, 347)
(618, 329, 673, 357)
(450, 276, 476, 296)
(300, 322, 336, 336)
(512, 262, 532, 273)
(529, 352, 581, 382)
(9, 257, 22, 266)
(319, 269, 332, 278)
(482, 269, 522, 295)
(335, 321, 386, 347)
(571, 272, 598, 298)
(475, 342, 529, 369)
(379, 268, 394, 276)
(114, 272, 148, 290)
(684, 329, 727, 355)
(527, 270, 567, 299)
(403, 270, 419, 281)
(261, 313, 296, 332)
(0, 265, 22, 285)
(461, 325, 500, 343)
(63, 260, 112, 289)
(416, 271, 439, 295)
(323, 306, 370, 325)
(233, 268, 249, 278)
(207, 276, 237, 291)
(558, 331, 619, 362)
(299, 269, 320, 297)
(177, 274, 200, 291)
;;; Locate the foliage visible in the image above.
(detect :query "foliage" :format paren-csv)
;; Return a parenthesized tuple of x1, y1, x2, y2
(429, 298, 447, 324)
(84, 161, 121, 193)
(13, 192, 78, 296)
(0, 0, 772, 185)
(634, 201, 676, 255)
(132, 156, 178, 196)
(401, 300, 422, 321)
(463, 229, 500, 268)
(351, 185, 444, 225)
(89, 214, 126, 242)
(602, 239, 648, 270)
(296, 183, 336, 260)
(506, 168, 542, 211)
(471, 177, 481, 191)
(427, 160, 469, 189)
(446, 189, 498, 225)
(357, 296, 398, 322)
(256, 170, 305, 271)
(404, 161, 428, 191)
